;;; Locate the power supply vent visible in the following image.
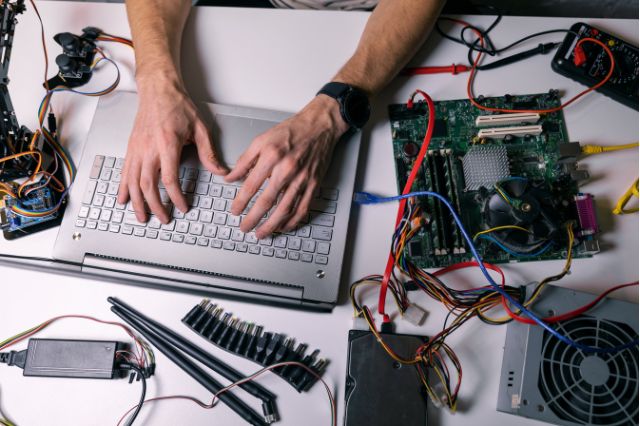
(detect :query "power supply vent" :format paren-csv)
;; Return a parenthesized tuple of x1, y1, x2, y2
(538, 316, 639, 426)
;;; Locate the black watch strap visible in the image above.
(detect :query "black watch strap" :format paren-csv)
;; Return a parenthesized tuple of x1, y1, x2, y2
(317, 82, 370, 130)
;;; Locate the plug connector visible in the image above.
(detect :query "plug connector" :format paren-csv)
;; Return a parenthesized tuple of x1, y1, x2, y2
(402, 303, 428, 326)
(0, 350, 27, 369)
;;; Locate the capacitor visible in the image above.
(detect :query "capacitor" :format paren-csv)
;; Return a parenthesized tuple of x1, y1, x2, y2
(403, 141, 420, 158)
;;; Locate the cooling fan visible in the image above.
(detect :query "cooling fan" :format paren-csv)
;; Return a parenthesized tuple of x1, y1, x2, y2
(481, 178, 563, 255)
(497, 285, 639, 426)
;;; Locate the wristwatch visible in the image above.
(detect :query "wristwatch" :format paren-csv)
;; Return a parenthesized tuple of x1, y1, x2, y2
(317, 82, 371, 130)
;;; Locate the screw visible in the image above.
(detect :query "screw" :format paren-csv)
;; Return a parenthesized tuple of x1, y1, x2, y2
(316, 270, 325, 279)
(521, 203, 532, 212)
(72, 232, 81, 241)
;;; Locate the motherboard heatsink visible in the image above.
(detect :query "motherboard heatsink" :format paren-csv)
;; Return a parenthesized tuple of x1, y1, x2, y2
(496, 285, 638, 426)
(388, 91, 600, 268)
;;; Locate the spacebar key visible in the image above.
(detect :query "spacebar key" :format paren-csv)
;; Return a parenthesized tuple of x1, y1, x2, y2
(82, 180, 97, 205)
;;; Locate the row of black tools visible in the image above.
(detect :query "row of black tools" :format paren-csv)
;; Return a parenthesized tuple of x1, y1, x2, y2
(183, 300, 328, 393)
(108, 297, 277, 426)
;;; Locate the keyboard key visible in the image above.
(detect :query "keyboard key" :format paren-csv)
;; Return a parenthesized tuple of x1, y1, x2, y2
(211, 240, 223, 249)
(93, 194, 105, 207)
(107, 183, 119, 196)
(82, 181, 97, 205)
(109, 224, 120, 233)
(315, 255, 328, 265)
(172, 234, 185, 243)
(245, 232, 258, 244)
(214, 212, 227, 225)
(248, 245, 261, 255)
(115, 157, 125, 169)
(317, 242, 331, 255)
(78, 206, 90, 218)
(222, 187, 237, 199)
(98, 222, 109, 231)
(218, 227, 231, 240)
(236, 243, 248, 253)
(204, 225, 218, 238)
(288, 237, 302, 251)
(184, 168, 198, 181)
(274, 236, 288, 248)
(181, 180, 196, 193)
(89, 208, 101, 221)
(201, 211, 213, 223)
(96, 181, 108, 194)
(197, 237, 210, 246)
(321, 188, 339, 201)
(195, 183, 209, 195)
(262, 247, 274, 257)
(122, 225, 133, 235)
(312, 226, 333, 241)
(310, 214, 334, 227)
(223, 241, 236, 250)
(112, 211, 124, 223)
(133, 227, 146, 237)
(189, 222, 204, 236)
(209, 185, 223, 197)
(296, 225, 312, 238)
(104, 196, 116, 209)
(189, 194, 200, 207)
(301, 253, 313, 263)
(231, 229, 245, 242)
(160, 232, 172, 241)
(227, 215, 241, 227)
(200, 197, 213, 210)
(185, 236, 197, 245)
(259, 236, 273, 246)
(176, 220, 189, 233)
(198, 170, 212, 182)
(146, 229, 159, 239)
(161, 221, 176, 231)
(99, 168, 112, 181)
(90, 155, 104, 179)
(288, 251, 300, 261)
(75, 219, 86, 228)
(302, 240, 316, 253)
(115, 202, 126, 210)
(124, 213, 145, 226)
(87, 221, 97, 229)
(148, 216, 162, 229)
(99, 209, 112, 222)
(112, 171, 122, 183)
(104, 156, 116, 168)
(213, 198, 226, 211)
(275, 249, 287, 259)
(310, 199, 337, 214)
(186, 209, 200, 221)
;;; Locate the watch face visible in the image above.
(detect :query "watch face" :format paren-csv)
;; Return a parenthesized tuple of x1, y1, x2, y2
(344, 90, 371, 129)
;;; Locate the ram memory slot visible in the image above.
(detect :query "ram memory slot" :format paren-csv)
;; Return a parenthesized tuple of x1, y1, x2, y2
(443, 151, 464, 253)
(427, 152, 452, 255)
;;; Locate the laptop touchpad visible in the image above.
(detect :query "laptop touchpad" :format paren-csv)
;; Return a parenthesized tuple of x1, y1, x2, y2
(212, 114, 278, 164)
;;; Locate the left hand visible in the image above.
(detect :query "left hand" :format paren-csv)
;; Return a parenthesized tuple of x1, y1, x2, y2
(225, 95, 349, 239)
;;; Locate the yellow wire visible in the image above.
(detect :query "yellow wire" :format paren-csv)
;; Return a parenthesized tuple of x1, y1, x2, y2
(581, 142, 639, 155)
(613, 178, 639, 215)
(473, 225, 532, 240)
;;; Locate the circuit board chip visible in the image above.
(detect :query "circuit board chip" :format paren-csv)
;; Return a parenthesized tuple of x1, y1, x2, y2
(462, 145, 510, 190)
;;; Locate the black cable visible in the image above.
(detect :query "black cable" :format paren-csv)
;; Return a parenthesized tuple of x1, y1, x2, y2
(122, 364, 146, 426)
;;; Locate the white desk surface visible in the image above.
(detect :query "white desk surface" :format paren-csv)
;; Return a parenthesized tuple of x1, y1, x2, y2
(0, 2, 638, 425)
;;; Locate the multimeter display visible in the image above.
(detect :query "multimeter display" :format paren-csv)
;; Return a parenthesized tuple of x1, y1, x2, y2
(552, 22, 639, 110)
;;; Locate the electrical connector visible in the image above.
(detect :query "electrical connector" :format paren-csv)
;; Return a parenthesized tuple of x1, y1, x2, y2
(0, 349, 27, 369)
(573, 45, 587, 66)
(402, 303, 428, 326)
(352, 316, 369, 331)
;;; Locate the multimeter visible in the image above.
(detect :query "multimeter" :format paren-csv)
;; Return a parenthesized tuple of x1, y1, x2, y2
(552, 22, 638, 110)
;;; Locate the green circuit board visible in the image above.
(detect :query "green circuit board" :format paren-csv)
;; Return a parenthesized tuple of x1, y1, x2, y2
(388, 91, 600, 269)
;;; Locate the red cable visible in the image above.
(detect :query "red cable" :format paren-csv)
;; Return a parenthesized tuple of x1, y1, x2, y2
(402, 64, 470, 76)
(378, 90, 436, 320)
(503, 282, 639, 324)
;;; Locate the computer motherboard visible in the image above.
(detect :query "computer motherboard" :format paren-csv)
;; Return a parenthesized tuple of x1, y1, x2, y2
(388, 91, 600, 269)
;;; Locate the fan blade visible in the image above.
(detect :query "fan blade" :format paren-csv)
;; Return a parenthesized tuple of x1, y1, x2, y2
(502, 179, 528, 198)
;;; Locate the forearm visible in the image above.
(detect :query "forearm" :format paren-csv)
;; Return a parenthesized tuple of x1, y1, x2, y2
(334, 0, 445, 96)
(125, 0, 192, 87)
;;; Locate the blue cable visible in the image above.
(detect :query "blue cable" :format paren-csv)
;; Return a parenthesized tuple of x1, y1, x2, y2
(476, 234, 553, 258)
(354, 191, 639, 354)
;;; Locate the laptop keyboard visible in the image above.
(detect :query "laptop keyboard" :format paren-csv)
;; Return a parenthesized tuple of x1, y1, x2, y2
(74, 156, 338, 266)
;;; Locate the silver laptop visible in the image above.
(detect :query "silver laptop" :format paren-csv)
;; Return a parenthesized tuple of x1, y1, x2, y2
(52, 91, 361, 310)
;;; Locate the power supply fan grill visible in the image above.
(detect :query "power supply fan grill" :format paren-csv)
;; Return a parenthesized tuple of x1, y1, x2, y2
(538, 316, 639, 425)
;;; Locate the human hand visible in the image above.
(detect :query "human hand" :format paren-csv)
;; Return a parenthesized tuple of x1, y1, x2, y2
(225, 95, 349, 239)
(118, 80, 228, 224)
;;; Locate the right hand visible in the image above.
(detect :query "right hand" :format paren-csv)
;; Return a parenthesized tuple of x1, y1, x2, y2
(118, 80, 228, 224)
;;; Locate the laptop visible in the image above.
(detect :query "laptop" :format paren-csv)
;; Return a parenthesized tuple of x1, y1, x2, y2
(51, 91, 361, 310)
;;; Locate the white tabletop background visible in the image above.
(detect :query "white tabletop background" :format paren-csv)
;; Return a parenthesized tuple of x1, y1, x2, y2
(0, 2, 637, 425)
